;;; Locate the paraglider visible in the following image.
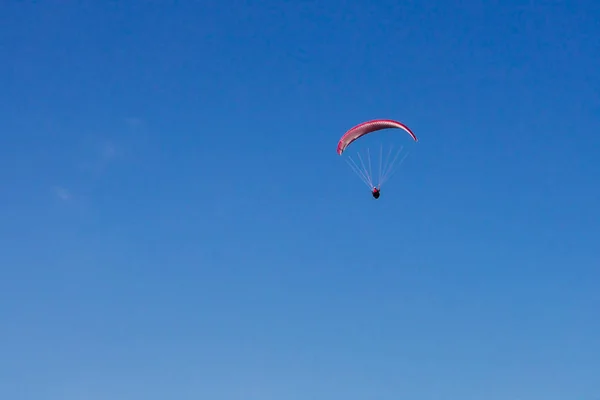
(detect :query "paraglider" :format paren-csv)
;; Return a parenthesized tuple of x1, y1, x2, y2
(337, 119, 417, 199)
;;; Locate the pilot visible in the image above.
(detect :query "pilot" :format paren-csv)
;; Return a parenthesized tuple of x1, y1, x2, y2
(371, 187, 380, 199)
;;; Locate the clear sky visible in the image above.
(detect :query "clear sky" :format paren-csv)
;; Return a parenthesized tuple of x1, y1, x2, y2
(1, 1, 599, 399)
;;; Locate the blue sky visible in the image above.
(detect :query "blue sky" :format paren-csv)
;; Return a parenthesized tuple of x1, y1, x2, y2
(1, 1, 599, 399)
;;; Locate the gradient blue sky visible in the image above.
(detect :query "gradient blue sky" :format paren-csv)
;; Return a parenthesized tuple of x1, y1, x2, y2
(1, 1, 599, 399)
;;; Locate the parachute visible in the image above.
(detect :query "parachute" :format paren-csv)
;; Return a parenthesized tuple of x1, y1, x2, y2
(337, 119, 417, 155)
(337, 119, 417, 197)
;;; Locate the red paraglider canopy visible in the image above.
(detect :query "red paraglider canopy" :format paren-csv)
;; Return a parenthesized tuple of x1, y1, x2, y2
(336, 118, 418, 195)
(337, 119, 417, 155)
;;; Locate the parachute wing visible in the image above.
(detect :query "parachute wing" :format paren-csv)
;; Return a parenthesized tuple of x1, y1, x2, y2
(337, 119, 417, 155)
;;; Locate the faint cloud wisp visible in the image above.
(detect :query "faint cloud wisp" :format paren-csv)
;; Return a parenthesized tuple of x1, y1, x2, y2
(51, 117, 145, 206)
(53, 186, 72, 201)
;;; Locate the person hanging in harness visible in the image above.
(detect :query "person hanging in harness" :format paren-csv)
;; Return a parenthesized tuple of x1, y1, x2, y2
(371, 186, 380, 199)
